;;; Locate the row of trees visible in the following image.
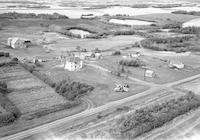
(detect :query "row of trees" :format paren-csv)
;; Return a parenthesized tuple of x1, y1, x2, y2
(110, 92, 200, 139)
(172, 10, 200, 16)
(0, 12, 69, 20)
(119, 59, 144, 67)
(170, 27, 200, 35)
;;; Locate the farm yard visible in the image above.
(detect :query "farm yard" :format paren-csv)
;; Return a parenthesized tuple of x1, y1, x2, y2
(35, 59, 149, 107)
(95, 49, 200, 84)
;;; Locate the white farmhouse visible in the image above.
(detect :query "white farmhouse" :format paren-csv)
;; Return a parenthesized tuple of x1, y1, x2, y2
(64, 57, 83, 71)
(7, 37, 31, 49)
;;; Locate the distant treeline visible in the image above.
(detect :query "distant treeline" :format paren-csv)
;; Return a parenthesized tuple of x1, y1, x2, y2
(0, 12, 69, 19)
(110, 92, 200, 139)
(140, 35, 197, 52)
(172, 10, 200, 16)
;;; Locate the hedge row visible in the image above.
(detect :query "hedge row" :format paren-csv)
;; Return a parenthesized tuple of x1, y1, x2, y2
(31, 101, 80, 118)
(0, 112, 16, 127)
(0, 92, 21, 126)
(0, 52, 9, 57)
(110, 92, 200, 139)
(20, 63, 56, 88)
(119, 59, 144, 67)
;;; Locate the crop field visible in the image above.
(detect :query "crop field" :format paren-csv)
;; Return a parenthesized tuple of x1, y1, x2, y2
(0, 63, 70, 117)
(36, 59, 149, 107)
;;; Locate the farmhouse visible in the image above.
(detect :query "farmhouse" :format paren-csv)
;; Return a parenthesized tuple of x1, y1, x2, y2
(64, 57, 83, 71)
(7, 37, 31, 49)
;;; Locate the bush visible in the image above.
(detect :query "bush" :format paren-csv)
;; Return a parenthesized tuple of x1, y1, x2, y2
(112, 50, 121, 55)
(110, 92, 200, 139)
(55, 80, 94, 100)
(0, 93, 21, 118)
(0, 113, 16, 127)
(119, 59, 144, 67)
(0, 81, 10, 94)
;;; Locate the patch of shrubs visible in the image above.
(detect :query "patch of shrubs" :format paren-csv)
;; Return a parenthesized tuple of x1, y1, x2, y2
(0, 52, 9, 57)
(162, 22, 181, 29)
(55, 80, 94, 100)
(140, 35, 196, 52)
(0, 81, 10, 95)
(170, 27, 200, 35)
(112, 50, 121, 55)
(172, 10, 200, 16)
(0, 92, 21, 127)
(110, 92, 200, 139)
(113, 30, 136, 36)
(119, 59, 144, 67)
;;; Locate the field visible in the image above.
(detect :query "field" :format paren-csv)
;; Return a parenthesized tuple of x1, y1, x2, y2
(132, 13, 199, 26)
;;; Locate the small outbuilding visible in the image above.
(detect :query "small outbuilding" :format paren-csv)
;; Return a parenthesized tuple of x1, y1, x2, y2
(145, 70, 156, 78)
(64, 57, 83, 71)
(7, 37, 31, 49)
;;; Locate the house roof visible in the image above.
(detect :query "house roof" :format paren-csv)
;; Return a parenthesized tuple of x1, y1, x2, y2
(68, 57, 81, 63)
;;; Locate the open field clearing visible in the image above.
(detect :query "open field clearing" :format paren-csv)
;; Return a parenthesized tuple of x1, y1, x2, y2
(47, 35, 143, 53)
(96, 50, 200, 84)
(36, 60, 149, 107)
(131, 13, 199, 26)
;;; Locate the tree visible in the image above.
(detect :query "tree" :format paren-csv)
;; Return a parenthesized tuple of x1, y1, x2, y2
(76, 46, 81, 56)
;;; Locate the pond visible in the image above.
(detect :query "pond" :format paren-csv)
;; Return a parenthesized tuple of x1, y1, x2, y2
(69, 29, 92, 38)
(109, 19, 154, 26)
